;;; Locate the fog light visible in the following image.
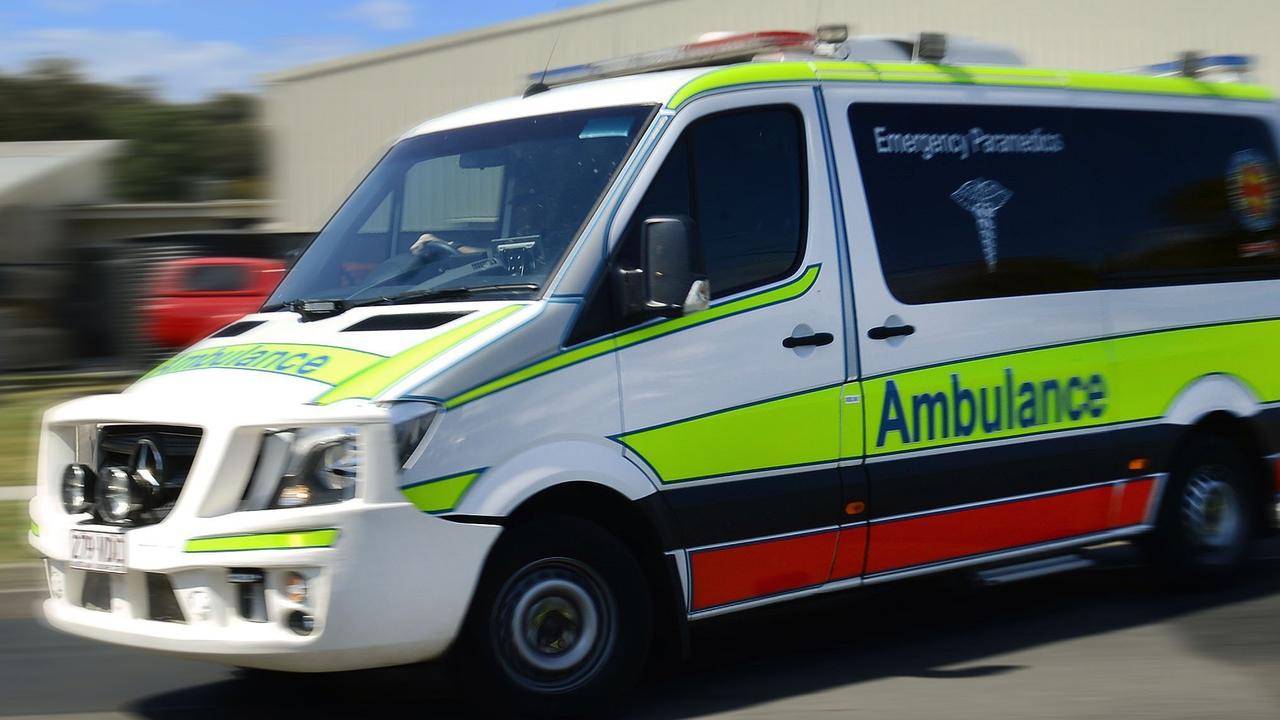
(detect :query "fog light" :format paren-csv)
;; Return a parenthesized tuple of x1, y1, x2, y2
(62, 464, 96, 514)
(287, 610, 314, 636)
(188, 589, 213, 622)
(282, 571, 308, 604)
(99, 466, 138, 523)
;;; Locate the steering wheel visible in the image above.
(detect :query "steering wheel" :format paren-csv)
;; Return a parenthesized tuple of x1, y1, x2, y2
(410, 234, 461, 259)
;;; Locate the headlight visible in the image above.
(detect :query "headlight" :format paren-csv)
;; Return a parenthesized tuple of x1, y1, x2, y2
(99, 466, 139, 522)
(61, 464, 96, 514)
(259, 426, 362, 509)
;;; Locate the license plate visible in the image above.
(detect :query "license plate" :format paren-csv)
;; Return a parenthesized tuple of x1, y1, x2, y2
(69, 530, 127, 574)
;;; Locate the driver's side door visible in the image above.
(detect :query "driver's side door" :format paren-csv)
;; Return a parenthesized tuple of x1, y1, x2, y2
(605, 88, 851, 614)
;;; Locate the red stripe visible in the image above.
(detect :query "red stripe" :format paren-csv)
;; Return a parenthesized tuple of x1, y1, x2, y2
(829, 525, 868, 580)
(1111, 477, 1156, 526)
(690, 530, 836, 610)
(689, 478, 1157, 609)
(866, 482, 1147, 575)
(1271, 458, 1280, 494)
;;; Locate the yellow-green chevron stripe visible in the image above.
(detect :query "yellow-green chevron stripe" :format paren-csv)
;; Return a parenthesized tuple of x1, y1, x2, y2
(616, 385, 844, 483)
(667, 61, 1274, 109)
(863, 318, 1280, 456)
(401, 470, 483, 513)
(614, 317, 1280, 479)
(143, 343, 385, 386)
(314, 304, 526, 405)
(445, 265, 821, 409)
(184, 528, 338, 553)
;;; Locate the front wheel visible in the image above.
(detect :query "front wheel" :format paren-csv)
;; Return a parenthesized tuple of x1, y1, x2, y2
(1150, 434, 1255, 587)
(460, 515, 652, 718)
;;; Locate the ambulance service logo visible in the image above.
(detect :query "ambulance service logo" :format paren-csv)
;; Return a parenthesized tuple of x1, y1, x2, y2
(1227, 149, 1278, 232)
(952, 178, 1013, 272)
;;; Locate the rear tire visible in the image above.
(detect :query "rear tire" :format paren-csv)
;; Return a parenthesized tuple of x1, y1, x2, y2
(460, 515, 652, 718)
(1149, 434, 1255, 587)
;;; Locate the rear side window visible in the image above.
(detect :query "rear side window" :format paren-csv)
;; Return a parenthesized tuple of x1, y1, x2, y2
(851, 103, 1280, 304)
(1083, 110, 1280, 286)
(181, 265, 250, 292)
(849, 103, 1097, 304)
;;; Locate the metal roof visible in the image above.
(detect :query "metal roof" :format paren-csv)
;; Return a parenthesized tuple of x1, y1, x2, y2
(403, 58, 1274, 140)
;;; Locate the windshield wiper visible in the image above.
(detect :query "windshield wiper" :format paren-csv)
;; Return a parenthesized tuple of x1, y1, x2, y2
(349, 283, 541, 309)
(273, 284, 539, 321)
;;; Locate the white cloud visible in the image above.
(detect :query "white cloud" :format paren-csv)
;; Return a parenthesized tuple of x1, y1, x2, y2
(341, 0, 413, 32)
(0, 27, 363, 100)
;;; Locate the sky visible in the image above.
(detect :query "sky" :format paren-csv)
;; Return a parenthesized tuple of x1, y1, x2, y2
(0, 0, 597, 100)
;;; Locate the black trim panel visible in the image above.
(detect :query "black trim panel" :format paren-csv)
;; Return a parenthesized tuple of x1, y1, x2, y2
(868, 422, 1179, 520)
(659, 467, 842, 548)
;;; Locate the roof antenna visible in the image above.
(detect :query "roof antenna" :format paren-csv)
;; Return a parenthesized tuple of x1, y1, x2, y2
(524, 28, 561, 97)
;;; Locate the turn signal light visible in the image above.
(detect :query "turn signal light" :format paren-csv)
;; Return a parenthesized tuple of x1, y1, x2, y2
(282, 571, 308, 604)
(1128, 457, 1150, 472)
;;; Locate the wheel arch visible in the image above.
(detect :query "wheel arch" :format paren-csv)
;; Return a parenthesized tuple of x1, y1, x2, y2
(504, 481, 691, 664)
(1166, 406, 1274, 536)
(1164, 373, 1261, 426)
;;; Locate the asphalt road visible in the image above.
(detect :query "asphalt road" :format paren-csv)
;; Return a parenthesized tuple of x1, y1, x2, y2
(2, 540, 1279, 719)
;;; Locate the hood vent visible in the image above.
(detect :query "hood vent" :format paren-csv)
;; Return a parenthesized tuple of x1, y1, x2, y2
(210, 320, 265, 338)
(343, 311, 472, 332)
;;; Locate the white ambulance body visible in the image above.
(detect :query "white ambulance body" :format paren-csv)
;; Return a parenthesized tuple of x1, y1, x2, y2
(28, 31, 1280, 713)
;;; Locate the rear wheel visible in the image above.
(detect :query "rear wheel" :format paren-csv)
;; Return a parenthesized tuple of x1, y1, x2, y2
(1150, 434, 1255, 586)
(460, 515, 652, 718)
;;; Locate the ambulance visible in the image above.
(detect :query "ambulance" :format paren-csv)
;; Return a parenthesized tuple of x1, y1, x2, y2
(28, 28, 1280, 714)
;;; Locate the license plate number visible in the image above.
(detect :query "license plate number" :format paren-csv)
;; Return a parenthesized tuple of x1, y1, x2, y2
(69, 530, 127, 573)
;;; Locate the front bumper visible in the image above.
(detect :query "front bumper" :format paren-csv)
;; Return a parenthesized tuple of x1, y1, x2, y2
(31, 498, 500, 671)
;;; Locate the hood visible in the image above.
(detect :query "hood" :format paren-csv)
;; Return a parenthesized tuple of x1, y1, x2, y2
(128, 302, 530, 407)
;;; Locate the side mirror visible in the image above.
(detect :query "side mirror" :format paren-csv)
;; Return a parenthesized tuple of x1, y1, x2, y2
(638, 215, 708, 318)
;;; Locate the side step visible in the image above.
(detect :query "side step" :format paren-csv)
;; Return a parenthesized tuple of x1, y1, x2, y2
(976, 554, 1096, 586)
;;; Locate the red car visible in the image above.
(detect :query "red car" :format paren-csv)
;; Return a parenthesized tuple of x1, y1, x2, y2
(143, 257, 286, 349)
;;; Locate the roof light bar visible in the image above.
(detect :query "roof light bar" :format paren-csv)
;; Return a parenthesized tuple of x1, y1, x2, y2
(529, 31, 815, 90)
(1130, 53, 1253, 82)
(913, 32, 948, 64)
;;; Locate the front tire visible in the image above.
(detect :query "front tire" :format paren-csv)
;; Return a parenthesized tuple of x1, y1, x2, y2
(1150, 434, 1255, 587)
(460, 515, 652, 718)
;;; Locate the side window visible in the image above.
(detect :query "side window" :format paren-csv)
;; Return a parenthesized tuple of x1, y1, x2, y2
(689, 108, 806, 295)
(1082, 109, 1280, 285)
(626, 106, 807, 298)
(569, 105, 806, 344)
(181, 265, 250, 293)
(850, 103, 1097, 304)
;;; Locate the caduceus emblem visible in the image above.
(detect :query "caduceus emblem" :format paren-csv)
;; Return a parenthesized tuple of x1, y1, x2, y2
(951, 178, 1013, 272)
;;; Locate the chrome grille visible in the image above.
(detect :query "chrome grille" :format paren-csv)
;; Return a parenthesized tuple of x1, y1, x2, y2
(94, 424, 203, 526)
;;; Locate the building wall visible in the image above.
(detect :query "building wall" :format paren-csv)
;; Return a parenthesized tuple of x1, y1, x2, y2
(265, 0, 1280, 231)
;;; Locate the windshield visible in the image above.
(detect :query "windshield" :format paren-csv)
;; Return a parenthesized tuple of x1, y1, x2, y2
(266, 105, 653, 310)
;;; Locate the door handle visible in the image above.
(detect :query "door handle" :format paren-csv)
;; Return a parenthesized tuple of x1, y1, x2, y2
(783, 332, 834, 349)
(867, 324, 915, 340)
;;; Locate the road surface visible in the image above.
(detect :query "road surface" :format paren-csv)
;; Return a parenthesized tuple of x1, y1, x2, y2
(1, 540, 1278, 719)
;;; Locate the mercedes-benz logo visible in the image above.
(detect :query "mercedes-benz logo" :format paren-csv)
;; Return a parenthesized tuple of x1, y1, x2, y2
(129, 438, 165, 489)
